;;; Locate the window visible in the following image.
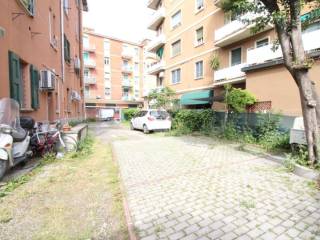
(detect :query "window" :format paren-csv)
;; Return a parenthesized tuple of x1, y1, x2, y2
(196, 0, 204, 11)
(195, 27, 204, 46)
(123, 88, 129, 97)
(171, 10, 181, 29)
(19, 0, 35, 16)
(104, 57, 110, 65)
(171, 69, 181, 84)
(195, 61, 203, 79)
(256, 38, 269, 48)
(123, 60, 129, 67)
(134, 48, 139, 57)
(231, 48, 242, 66)
(64, 35, 71, 63)
(83, 52, 89, 61)
(64, 0, 69, 15)
(30, 65, 39, 109)
(84, 68, 89, 77)
(83, 36, 89, 49)
(104, 40, 110, 53)
(105, 87, 111, 96)
(171, 40, 181, 57)
(134, 63, 139, 72)
(49, 9, 57, 48)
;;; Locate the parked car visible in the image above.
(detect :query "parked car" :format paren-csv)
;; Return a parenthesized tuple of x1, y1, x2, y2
(130, 109, 171, 134)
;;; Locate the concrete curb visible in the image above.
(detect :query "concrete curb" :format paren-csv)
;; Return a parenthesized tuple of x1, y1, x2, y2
(243, 146, 320, 181)
(111, 143, 137, 240)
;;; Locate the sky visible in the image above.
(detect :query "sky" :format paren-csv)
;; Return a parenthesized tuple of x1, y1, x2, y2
(83, 0, 155, 43)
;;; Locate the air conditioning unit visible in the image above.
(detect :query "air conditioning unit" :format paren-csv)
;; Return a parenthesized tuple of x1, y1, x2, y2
(40, 70, 55, 91)
(74, 57, 81, 70)
(71, 90, 81, 101)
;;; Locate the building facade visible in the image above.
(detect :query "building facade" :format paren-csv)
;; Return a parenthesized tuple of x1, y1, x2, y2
(0, 0, 88, 122)
(83, 29, 156, 119)
(146, 0, 320, 116)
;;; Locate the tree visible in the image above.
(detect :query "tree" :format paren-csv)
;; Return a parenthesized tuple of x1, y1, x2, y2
(220, 0, 320, 165)
(146, 87, 177, 109)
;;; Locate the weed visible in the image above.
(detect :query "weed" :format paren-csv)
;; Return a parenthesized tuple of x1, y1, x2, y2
(0, 209, 12, 223)
(154, 224, 164, 235)
(283, 154, 296, 172)
(240, 200, 256, 209)
(307, 181, 319, 191)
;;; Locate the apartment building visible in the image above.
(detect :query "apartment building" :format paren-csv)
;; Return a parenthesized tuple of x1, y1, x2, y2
(0, 0, 88, 122)
(83, 29, 150, 119)
(146, 0, 320, 116)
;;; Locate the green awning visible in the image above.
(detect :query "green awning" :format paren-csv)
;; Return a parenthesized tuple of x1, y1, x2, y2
(180, 90, 213, 106)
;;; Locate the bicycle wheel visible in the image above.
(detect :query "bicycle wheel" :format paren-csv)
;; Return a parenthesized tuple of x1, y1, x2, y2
(61, 135, 78, 152)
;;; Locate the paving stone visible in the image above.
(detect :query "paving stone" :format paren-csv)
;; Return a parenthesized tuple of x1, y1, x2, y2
(208, 229, 224, 239)
(220, 232, 238, 240)
(260, 232, 277, 240)
(169, 231, 185, 240)
(247, 229, 264, 238)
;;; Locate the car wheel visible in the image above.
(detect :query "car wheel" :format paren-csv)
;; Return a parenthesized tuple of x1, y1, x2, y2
(143, 124, 149, 134)
(0, 160, 7, 180)
(130, 122, 135, 130)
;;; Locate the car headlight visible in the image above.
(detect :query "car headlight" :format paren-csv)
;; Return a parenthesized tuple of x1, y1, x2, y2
(0, 149, 8, 160)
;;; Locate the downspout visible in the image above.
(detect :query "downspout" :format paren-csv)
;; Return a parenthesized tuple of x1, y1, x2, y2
(79, 3, 86, 120)
(60, 0, 65, 121)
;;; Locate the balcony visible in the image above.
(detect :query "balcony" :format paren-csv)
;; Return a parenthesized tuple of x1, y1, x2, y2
(122, 79, 132, 88)
(122, 66, 133, 73)
(214, 13, 272, 47)
(246, 28, 320, 66)
(122, 48, 134, 59)
(84, 76, 97, 85)
(84, 59, 96, 68)
(148, 60, 165, 75)
(83, 44, 96, 52)
(148, 7, 166, 31)
(147, 34, 166, 52)
(122, 96, 135, 101)
(147, 0, 161, 10)
(214, 64, 246, 85)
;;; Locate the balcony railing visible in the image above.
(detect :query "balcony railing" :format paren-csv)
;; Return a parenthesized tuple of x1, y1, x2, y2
(214, 64, 246, 85)
(148, 7, 166, 31)
(214, 12, 272, 47)
(246, 28, 320, 66)
(147, 34, 166, 52)
(122, 79, 132, 87)
(147, 0, 161, 10)
(148, 60, 165, 75)
(83, 45, 96, 52)
(84, 59, 96, 68)
(122, 96, 135, 101)
(122, 48, 134, 59)
(84, 76, 97, 85)
(122, 66, 133, 73)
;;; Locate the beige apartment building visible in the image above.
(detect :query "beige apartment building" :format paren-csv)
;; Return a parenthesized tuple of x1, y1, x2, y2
(83, 29, 156, 119)
(0, 0, 88, 122)
(146, 0, 320, 116)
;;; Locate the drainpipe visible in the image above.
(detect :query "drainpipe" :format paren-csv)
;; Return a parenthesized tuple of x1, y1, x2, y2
(60, 0, 65, 122)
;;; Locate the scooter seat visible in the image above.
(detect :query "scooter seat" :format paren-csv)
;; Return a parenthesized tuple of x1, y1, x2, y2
(12, 128, 27, 142)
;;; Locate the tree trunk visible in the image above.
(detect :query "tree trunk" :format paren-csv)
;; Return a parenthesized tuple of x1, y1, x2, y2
(294, 70, 319, 165)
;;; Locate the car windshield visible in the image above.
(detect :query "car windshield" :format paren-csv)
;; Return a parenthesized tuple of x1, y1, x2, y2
(150, 111, 169, 119)
(0, 98, 21, 129)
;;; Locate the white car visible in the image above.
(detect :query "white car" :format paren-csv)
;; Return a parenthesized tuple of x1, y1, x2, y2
(130, 110, 171, 134)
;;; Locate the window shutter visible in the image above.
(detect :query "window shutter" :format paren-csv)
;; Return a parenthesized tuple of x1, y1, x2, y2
(8, 51, 22, 105)
(30, 65, 40, 109)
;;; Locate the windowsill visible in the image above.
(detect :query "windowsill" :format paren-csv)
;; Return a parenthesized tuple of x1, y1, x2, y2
(171, 23, 181, 31)
(194, 42, 205, 48)
(195, 7, 204, 15)
(21, 108, 34, 113)
(170, 82, 181, 86)
(194, 76, 204, 80)
(171, 53, 181, 59)
(50, 42, 58, 52)
(64, 11, 69, 20)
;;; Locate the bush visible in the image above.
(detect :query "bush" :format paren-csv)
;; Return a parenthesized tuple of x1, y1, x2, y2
(258, 131, 290, 151)
(122, 108, 140, 121)
(172, 109, 215, 134)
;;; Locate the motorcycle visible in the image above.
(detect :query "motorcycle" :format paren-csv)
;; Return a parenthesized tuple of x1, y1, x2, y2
(0, 98, 32, 179)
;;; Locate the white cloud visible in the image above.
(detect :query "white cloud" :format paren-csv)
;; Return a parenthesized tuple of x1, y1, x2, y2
(83, 0, 155, 43)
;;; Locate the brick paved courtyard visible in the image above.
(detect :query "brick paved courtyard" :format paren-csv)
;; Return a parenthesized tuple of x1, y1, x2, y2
(113, 135, 320, 240)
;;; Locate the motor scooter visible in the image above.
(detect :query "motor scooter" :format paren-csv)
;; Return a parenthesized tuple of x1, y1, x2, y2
(0, 98, 32, 179)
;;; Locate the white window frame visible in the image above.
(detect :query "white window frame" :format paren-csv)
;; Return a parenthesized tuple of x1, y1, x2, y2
(171, 10, 182, 29)
(171, 68, 181, 85)
(64, 0, 69, 15)
(195, 0, 204, 13)
(194, 60, 204, 80)
(229, 46, 242, 67)
(255, 37, 270, 48)
(195, 27, 204, 47)
(48, 9, 58, 49)
(171, 39, 181, 57)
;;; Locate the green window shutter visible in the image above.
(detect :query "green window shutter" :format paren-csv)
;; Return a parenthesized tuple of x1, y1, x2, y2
(30, 65, 39, 109)
(8, 51, 22, 105)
